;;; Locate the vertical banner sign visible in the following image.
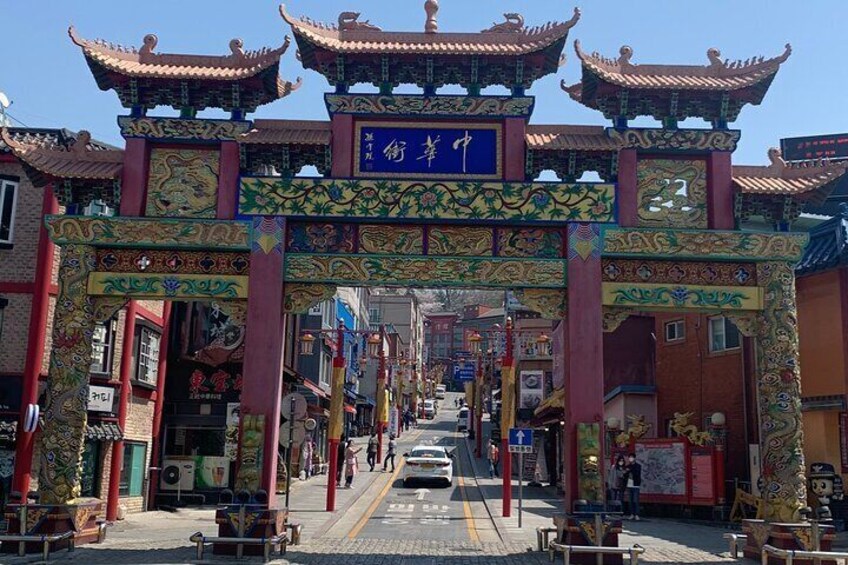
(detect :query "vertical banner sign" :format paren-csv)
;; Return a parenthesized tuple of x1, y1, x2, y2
(500, 366, 516, 439)
(389, 407, 399, 437)
(840, 412, 848, 473)
(519, 370, 545, 411)
(328, 366, 346, 441)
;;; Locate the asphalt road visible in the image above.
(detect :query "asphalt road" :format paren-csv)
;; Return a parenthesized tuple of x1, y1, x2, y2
(353, 393, 480, 541)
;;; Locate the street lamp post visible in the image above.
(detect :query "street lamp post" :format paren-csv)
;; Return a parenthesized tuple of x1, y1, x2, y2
(300, 321, 386, 512)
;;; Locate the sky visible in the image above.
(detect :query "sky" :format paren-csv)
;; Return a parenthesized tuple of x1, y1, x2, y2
(2, 0, 847, 165)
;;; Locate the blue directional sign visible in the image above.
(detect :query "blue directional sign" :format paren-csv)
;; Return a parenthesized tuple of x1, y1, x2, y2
(453, 360, 476, 381)
(508, 428, 534, 453)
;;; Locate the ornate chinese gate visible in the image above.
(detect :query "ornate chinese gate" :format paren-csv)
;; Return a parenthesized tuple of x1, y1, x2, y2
(4, 1, 846, 550)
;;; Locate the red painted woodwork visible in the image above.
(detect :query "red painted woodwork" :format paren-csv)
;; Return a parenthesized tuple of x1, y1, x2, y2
(12, 185, 58, 496)
(326, 326, 346, 512)
(707, 151, 734, 230)
(120, 138, 150, 217)
(135, 304, 164, 327)
(241, 230, 286, 506)
(217, 141, 240, 219)
(147, 302, 172, 510)
(502, 322, 514, 518)
(564, 241, 604, 510)
(616, 149, 638, 227)
(0, 282, 35, 294)
(841, 268, 848, 413)
(331, 114, 355, 177)
(107, 300, 138, 521)
(503, 117, 526, 181)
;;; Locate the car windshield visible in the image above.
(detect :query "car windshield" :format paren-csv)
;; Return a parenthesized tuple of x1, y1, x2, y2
(458, 408, 468, 417)
(410, 449, 446, 459)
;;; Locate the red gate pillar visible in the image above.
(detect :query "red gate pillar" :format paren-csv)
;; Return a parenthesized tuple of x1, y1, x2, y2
(240, 217, 287, 506)
(501, 319, 515, 517)
(564, 223, 605, 511)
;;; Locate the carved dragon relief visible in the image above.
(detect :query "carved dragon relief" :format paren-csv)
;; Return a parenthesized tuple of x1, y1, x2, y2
(338, 11, 382, 32)
(482, 13, 525, 33)
(670, 412, 713, 446)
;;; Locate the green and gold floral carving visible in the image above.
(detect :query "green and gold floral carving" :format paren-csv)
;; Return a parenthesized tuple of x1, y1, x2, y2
(240, 177, 615, 223)
(88, 273, 249, 299)
(514, 289, 566, 319)
(603, 228, 807, 262)
(285, 254, 566, 289)
(46, 216, 251, 250)
(284, 283, 338, 314)
(602, 282, 761, 310)
(637, 159, 708, 228)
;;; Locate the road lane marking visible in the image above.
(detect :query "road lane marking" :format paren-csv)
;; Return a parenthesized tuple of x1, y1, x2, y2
(455, 440, 480, 542)
(348, 458, 406, 538)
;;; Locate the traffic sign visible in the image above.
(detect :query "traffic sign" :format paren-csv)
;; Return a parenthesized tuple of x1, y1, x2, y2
(453, 361, 475, 381)
(508, 428, 534, 453)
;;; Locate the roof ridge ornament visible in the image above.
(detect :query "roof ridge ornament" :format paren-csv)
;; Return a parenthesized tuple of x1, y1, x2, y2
(482, 13, 525, 34)
(424, 0, 438, 34)
(338, 12, 382, 32)
(139, 34, 157, 56)
(70, 131, 92, 155)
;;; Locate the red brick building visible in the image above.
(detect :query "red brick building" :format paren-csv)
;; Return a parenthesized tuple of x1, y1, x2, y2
(0, 128, 167, 517)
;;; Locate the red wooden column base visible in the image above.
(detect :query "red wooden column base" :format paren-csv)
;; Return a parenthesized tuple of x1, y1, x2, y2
(326, 439, 340, 511)
(502, 440, 511, 517)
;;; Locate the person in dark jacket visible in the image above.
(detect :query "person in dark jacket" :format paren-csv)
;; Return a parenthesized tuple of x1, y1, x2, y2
(624, 452, 642, 520)
(336, 435, 347, 487)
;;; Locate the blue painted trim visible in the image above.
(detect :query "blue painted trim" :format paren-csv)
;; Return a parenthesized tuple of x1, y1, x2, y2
(603, 384, 657, 404)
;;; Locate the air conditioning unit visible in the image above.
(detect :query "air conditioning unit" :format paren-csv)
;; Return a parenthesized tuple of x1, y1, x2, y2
(83, 200, 114, 217)
(160, 458, 195, 492)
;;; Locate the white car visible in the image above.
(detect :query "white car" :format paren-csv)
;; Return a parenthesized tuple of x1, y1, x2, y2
(422, 400, 436, 419)
(456, 407, 469, 432)
(402, 445, 454, 487)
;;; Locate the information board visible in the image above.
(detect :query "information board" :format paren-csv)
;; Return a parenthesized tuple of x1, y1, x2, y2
(780, 133, 848, 162)
(690, 453, 714, 501)
(635, 441, 687, 502)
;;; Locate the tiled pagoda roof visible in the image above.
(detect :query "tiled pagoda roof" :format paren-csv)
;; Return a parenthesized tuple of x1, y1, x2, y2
(733, 148, 848, 204)
(69, 26, 291, 82)
(68, 27, 301, 112)
(525, 125, 620, 152)
(0, 128, 123, 184)
(239, 120, 331, 146)
(795, 204, 848, 276)
(280, 5, 580, 57)
(570, 41, 791, 92)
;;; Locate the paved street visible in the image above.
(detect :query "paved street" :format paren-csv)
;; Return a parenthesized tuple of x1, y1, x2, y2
(0, 393, 793, 563)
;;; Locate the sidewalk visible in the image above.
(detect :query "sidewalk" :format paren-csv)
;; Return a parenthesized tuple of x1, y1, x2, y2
(463, 417, 738, 564)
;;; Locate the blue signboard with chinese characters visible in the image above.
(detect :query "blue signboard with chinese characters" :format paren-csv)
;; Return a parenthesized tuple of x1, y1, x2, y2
(354, 121, 502, 179)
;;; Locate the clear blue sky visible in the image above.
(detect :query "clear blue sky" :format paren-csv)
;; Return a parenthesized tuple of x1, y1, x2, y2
(2, 1, 846, 165)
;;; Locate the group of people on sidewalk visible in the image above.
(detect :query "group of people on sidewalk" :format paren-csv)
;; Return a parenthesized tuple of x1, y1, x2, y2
(607, 453, 643, 520)
(335, 432, 399, 488)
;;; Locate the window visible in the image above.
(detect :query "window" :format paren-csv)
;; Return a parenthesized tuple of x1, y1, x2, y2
(0, 178, 18, 246)
(90, 319, 117, 374)
(321, 300, 336, 329)
(320, 352, 332, 387)
(369, 308, 382, 324)
(708, 316, 741, 353)
(664, 320, 685, 342)
(80, 440, 101, 497)
(119, 442, 147, 497)
(134, 326, 161, 386)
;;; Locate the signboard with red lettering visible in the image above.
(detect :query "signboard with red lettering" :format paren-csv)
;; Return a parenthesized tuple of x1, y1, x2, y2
(781, 133, 848, 162)
(635, 438, 720, 506)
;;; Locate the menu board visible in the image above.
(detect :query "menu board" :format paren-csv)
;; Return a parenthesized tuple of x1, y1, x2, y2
(690, 454, 714, 500)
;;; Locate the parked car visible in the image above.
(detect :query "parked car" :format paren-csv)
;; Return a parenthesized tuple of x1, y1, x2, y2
(402, 444, 454, 487)
(423, 399, 436, 419)
(435, 385, 446, 399)
(457, 407, 469, 432)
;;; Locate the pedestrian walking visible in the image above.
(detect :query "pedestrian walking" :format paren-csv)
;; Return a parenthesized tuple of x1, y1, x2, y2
(367, 431, 379, 471)
(607, 455, 626, 502)
(487, 439, 500, 478)
(382, 434, 397, 472)
(336, 435, 347, 487)
(344, 439, 363, 488)
(300, 437, 314, 479)
(624, 452, 642, 520)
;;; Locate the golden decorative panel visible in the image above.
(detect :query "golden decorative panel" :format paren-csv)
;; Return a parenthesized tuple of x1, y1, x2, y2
(146, 148, 219, 218)
(427, 227, 493, 256)
(637, 158, 707, 228)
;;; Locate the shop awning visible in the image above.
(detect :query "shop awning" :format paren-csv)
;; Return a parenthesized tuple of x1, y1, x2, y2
(344, 404, 357, 415)
(85, 422, 124, 441)
(0, 420, 123, 442)
(299, 379, 328, 398)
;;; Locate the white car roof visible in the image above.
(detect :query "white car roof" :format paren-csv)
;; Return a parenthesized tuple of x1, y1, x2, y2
(411, 445, 447, 452)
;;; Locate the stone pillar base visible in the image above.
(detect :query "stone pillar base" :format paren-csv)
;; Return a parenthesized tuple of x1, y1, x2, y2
(1, 499, 104, 554)
(212, 504, 287, 557)
(742, 519, 836, 565)
(554, 512, 623, 565)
